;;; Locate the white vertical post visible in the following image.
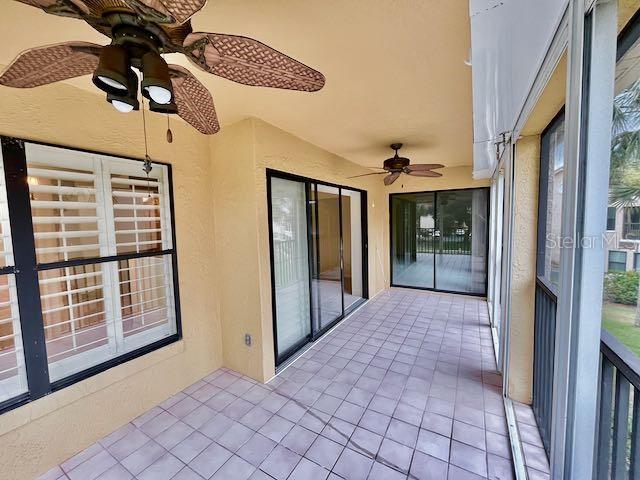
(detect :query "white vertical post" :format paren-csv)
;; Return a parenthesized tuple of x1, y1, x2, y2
(98, 158, 124, 352)
(488, 181, 496, 309)
(499, 142, 514, 376)
(550, 1, 617, 478)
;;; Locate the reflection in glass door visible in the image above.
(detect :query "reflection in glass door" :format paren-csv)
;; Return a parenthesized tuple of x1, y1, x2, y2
(269, 177, 312, 360)
(436, 189, 488, 294)
(313, 185, 343, 329)
(341, 190, 364, 310)
(391, 188, 489, 295)
(391, 193, 435, 289)
(268, 171, 368, 365)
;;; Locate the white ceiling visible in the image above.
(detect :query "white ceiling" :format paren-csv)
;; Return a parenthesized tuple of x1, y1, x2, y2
(0, 0, 473, 168)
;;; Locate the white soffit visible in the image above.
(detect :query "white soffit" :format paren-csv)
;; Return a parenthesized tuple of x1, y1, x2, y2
(470, 0, 568, 178)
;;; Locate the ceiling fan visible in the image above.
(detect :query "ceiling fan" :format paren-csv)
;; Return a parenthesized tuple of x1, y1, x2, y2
(0, 0, 325, 134)
(349, 143, 444, 186)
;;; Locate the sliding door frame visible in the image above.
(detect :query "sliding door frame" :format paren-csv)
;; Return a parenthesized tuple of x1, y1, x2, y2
(266, 169, 369, 367)
(389, 186, 491, 297)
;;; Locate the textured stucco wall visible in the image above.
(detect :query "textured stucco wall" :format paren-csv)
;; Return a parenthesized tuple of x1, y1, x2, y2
(210, 118, 488, 383)
(0, 83, 224, 480)
(210, 118, 389, 382)
(0, 86, 486, 479)
(508, 136, 540, 403)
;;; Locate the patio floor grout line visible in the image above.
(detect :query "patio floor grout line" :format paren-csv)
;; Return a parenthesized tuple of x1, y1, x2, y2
(41, 288, 511, 480)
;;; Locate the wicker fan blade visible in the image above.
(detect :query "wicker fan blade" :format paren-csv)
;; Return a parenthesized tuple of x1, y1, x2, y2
(120, 0, 204, 24)
(384, 172, 401, 186)
(14, 0, 88, 19)
(0, 42, 102, 88)
(347, 172, 388, 179)
(407, 170, 443, 178)
(156, 0, 206, 23)
(183, 32, 325, 92)
(168, 64, 220, 135)
(405, 163, 445, 172)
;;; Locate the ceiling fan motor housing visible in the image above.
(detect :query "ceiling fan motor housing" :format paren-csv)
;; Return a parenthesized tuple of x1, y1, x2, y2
(384, 156, 410, 171)
(92, 17, 176, 112)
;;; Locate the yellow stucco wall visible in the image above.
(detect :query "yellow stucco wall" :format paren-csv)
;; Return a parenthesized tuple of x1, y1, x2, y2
(508, 136, 540, 403)
(210, 118, 488, 383)
(505, 51, 565, 404)
(210, 118, 389, 382)
(0, 84, 224, 480)
(0, 89, 486, 478)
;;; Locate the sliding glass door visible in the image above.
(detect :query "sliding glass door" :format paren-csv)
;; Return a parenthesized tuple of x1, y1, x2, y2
(390, 188, 489, 295)
(313, 185, 343, 329)
(269, 177, 312, 358)
(391, 192, 435, 289)
(268, 171, 367, 365)
(341, 189, 364, 310)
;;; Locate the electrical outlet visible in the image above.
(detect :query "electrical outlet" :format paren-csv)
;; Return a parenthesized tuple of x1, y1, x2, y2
(245, 334, 252, 346)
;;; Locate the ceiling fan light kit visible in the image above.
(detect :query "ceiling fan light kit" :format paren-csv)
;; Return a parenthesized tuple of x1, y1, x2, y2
(0, 0, 326, 135)
(148, 99, 178, 114)
(140, 51, 173, 105)
(93, 44, 131, 95)
(108, 92, 139, 112)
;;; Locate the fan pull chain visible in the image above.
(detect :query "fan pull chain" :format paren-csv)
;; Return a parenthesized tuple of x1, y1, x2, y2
(141, 97, 153, 200)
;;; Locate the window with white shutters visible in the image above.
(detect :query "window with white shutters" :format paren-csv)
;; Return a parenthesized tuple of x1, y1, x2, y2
(0, 149, 27, 405)
(0, 137, 181, 410)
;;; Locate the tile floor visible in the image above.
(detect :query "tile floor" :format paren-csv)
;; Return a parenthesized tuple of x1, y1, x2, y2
(38, 288, 516, 480)
(513, 402, 551, 479)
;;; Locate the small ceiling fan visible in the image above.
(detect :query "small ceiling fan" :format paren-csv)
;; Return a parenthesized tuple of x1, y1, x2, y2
(0, 0, 325, 134)
(349, 143, 444, 186)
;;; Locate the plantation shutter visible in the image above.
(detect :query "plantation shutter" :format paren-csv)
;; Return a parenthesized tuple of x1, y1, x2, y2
(0, 150, 27, 402)
(25, 144, 176, 381)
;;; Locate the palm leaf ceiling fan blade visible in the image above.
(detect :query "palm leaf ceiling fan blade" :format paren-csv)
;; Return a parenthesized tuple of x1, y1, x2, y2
(384, 172, 400, 186)
(169, 64, 219, 134)
(152, 0, 207, 23)
(405, 163, 445, 172)
(19, 0, 201, 25)
(0, 42, 103, 88)
(347, 172, 388, 179)
(8, 0, 325, 135)
(118, 0, 204, 25)
(183, 32, 326, 92)
(15, 0, 88, 18)
(407, 170, 443, 178)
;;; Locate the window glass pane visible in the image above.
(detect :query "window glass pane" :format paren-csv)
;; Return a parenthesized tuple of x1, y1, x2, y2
(0, 274, 26, 403)
(41, 255, 176, 381)
(0, 155, 27, 403)
(341, 189, 364, 311)
(27, 152, 102, 264)
(314, 184, 342, 328)
(623, 207, 640, 239)
(119, 255, 176, 351)
(608, 251, 627, 271)
(391, 193, 435, 289)
(270, 177, 311, 357)
(541, 117, 565, 287)
(111, 174, 165, 255)
(435, 189, 488, 294)
(607, 206, 617, 230)
(40, 264, 109, 381)
(602, 10, 640, 356)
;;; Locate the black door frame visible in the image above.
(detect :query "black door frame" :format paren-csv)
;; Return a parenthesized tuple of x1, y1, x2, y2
(266, 169, 369, 366)
(389, 187, 490, 297)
